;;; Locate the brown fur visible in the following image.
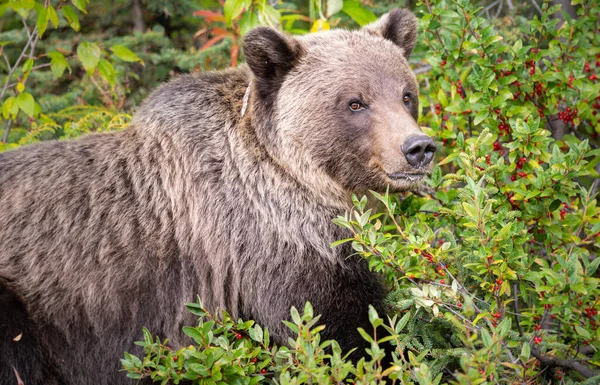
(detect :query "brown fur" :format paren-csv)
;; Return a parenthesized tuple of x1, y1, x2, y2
(0, 9, 432, 385)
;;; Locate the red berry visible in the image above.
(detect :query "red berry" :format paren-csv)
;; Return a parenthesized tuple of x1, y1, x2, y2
(236, 333, 242, 340)
(497, 58, 502, 63)
(441, 60, 447, 66)
(251, 357, 258, 363)
(261, 369, 267, 374)
(590, 74, 598, 81)
(457, 302, 462, 307)
(511, 175, 516, 181)
(440, 280, 445, 285)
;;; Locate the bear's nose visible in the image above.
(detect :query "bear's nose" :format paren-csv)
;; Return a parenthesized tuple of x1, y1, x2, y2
(401, 135, 437, 168)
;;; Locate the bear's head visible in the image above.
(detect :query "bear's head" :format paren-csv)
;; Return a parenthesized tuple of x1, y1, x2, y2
(244, 9, 435, 198)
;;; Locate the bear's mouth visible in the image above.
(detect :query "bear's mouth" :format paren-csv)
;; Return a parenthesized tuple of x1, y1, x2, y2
(387, 172, 426, 182)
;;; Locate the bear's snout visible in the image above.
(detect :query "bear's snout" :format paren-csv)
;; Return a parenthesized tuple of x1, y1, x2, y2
(401, 135, 437, 168)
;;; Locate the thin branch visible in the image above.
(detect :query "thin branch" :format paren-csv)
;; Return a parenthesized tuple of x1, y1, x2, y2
(591, 162, 600, 197)
(2, 119, 12, 143)
(0, 25, 39, 102)
(21, 17, 31, 39)
(30, 63, 51, 71)
(2, 51, 12, 72)
(530, 0, 543, 15)
(413, 64, 432, 75)
(479, 0, 501, 17)
(512, 282, 524, 336)
(494, 0, 503, 18)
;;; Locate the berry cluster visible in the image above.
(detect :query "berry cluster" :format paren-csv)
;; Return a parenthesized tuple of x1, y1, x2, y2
(456, 80, 465, 99)
(558, 106, 578, 124)
(525, 58, 536, 75)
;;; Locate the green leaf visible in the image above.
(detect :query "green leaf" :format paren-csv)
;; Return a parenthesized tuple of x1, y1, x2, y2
(368, 305, 383, 328)
(98, 58, 115, 85)
(330, 238, 353, 248)
(71, 0, 88, 13)
(239, 11, 259, 36)
(110, 45, 143, 64)
(549, 199, 561, 212)
(47, 4, 58, 27)
(576, 326, 591, 339)
(182, 326, 204, 344)
(357, 327, 374, 343)
(480, 328, 492, 348)
(61, 5, 80, 31)
(16, 92, 35, 117)
(430, 165, 442, 187)
(77, 42, 101, 75)
(48, 51, 71, 78)
(474, 109, 490, 126)
(395, 311, 411, 333)
(342, 0, 377, 26)
(520, 343, 530, 360)
(224, 0, 250, 26)
(23, 58, 34, 73)
(36, 6, 48, 37)
(2, 96, 15, 119)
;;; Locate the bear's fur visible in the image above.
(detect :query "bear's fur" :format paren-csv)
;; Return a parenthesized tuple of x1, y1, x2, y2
(0, 9, 434, 385)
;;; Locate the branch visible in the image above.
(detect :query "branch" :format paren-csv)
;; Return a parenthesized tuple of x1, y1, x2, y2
(531, 348, 596, 378)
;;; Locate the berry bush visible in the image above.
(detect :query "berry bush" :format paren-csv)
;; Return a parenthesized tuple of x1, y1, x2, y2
(123, 1, 600, 383)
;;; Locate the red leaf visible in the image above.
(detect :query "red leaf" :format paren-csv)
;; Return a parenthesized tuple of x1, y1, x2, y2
(201, 35, 226, 51)
(193, 10, 225, 22)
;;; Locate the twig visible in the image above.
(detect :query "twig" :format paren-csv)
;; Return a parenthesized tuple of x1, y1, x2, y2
(591, 163, 600, 197)
(512, 282, 524, 336)
(479, 0, 501, 17)
(2, 51, 12, 72)
(31, 63, 51, 71)
(2, 119, 12, 143)
(0, 25, 39, 102)
(530, 0, 543, 15)
(494, 0, 503, 18)
(413, 64, 432, 75)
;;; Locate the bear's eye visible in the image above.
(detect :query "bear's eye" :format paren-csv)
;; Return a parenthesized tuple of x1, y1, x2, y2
(403, 94, 411, 105)
(349, 100, 365, 111)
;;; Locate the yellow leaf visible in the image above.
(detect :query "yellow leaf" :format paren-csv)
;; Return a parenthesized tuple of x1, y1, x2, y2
(310, 19, 330, 33)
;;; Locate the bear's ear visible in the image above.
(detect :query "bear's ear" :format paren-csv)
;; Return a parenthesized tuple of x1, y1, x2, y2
(243, 27, 303, 82)
(362, 9, 418, 59)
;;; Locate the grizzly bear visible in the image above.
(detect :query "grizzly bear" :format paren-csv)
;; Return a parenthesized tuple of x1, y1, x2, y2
(0, 8, 435, 385)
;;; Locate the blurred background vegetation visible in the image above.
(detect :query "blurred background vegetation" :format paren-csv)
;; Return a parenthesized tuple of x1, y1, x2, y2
(1, 0, 579, 149)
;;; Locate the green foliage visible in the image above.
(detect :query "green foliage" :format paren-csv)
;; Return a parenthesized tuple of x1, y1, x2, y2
(121, 300, 419, 384)
(122, 1, 600, 384)
(2, 0, 600, 383)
